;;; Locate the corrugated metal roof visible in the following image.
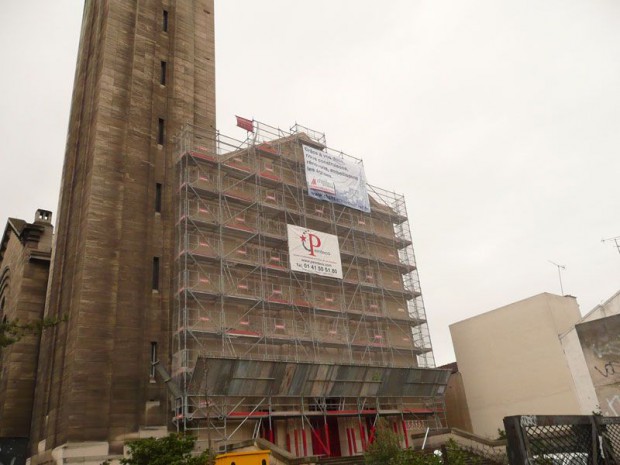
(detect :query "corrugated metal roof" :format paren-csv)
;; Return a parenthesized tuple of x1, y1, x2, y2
(189, 357, 450, 399)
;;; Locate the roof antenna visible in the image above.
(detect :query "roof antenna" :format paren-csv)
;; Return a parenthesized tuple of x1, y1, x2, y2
(548, 260, 566, 295)
(601, 236, 620, 255)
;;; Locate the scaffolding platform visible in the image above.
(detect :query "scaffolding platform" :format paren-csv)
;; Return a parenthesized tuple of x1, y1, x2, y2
(170, 121, 445, 456)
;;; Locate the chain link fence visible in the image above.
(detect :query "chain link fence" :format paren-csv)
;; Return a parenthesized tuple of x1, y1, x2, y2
(504, 415, 620, 465)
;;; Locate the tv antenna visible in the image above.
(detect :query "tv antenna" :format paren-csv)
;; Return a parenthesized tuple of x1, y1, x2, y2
(548, 260, 566, 295)
(601, 236, 620, 255)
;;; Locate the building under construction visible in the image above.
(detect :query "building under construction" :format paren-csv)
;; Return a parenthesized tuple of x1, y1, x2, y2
(168, 121, 449, 455)
(0, 2, 449, 462)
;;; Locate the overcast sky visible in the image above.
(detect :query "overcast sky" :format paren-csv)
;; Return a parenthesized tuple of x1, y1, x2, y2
(1, 1, 619, 366)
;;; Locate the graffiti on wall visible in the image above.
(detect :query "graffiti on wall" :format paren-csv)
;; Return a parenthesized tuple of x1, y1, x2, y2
(576, 313, 620, 416)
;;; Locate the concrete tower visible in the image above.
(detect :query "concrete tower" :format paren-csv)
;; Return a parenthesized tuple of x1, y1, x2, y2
(30, 0, 215, 459)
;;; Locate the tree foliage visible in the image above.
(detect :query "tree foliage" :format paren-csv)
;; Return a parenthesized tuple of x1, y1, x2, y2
(120, 433, 212, 465)
(364, 421, 479, 465)
(364, 419, 403, 465)
(0, 316, 65, 348)
(442, 439, 482, 465)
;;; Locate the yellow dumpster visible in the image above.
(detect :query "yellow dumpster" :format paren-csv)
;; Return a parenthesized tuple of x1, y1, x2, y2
(214, 449, 271, 465)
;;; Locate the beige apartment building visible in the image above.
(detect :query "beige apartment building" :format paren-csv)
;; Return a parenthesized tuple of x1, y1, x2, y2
(450, 293, 583, 438)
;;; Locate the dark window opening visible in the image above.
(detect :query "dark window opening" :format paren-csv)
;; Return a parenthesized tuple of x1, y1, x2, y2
(155, 183, 162, 213)
(160, 61, 167, 85)
(150, 342, 158, 377)
(152, 257, 160, 290)
(157, 118, 165, 145)
(163, 10, 169, 32)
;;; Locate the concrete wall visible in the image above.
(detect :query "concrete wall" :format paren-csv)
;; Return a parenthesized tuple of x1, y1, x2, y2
(574, 312, 620, 416)
(560, 290, 620, 415)
(559, 327, 599, 414)
(450, 293, 582, 438)
(442, 364, 474, 432)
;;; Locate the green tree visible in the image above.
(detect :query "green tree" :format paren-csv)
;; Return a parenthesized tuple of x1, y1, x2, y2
(396, 448, 443, 465)
(121, 433, 212, 465)
(364, 419, 404, 465)
(364, 420, 484, 465)
(0, 316, 65, 348)
(443, 439, 482, 465)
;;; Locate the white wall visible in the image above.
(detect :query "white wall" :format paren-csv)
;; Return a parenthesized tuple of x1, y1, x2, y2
(450, 293, 583, 438)
(559, 327, 599, 414)
(560, 289, 620, 415)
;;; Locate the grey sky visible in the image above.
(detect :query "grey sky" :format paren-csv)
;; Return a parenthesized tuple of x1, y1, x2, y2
(1, 1, 619, 365)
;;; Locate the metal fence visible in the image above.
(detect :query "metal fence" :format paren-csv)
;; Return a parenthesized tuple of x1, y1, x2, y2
(504, 415, 620, 465)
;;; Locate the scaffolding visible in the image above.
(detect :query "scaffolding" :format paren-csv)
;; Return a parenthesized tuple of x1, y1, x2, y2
(171, 122, 446, 453)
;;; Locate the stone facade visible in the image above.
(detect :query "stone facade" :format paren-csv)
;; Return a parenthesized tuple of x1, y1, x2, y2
(30, 0, 215, 458)
(0, 210, 53, 438)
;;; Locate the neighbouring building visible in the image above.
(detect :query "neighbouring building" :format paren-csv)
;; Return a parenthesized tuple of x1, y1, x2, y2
(560, 290, 620, 416)
(450, 293, 583, 438)
(0, 210, 53, 438)
(0, 1, 449, 464)
(440, 362, 473, 432)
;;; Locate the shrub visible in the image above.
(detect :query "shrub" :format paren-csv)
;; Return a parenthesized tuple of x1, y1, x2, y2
(364, 419, 403, 465)
(121, 433, 212, 465)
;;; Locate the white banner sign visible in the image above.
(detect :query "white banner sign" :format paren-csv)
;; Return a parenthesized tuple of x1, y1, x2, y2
(287, 225, 343, 279)
(303, 145, 371, 213)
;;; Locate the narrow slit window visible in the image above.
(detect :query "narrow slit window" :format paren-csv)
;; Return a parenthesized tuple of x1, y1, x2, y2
(152, 257, 160, 290)
(155, 183, 162, 213)
(163, 10, 169, 32)
(150, 342, 158, 377)
(157, 118, 165, 145)
(160, 61, 167, 85)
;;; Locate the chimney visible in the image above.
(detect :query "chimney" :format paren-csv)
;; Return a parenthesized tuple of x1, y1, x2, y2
(34, 209, 52, 224)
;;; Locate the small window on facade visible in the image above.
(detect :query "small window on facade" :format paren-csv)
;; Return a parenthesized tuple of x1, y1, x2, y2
(160, 61, 167, 85)
(163, 10, 169, 32)
(157, 118, 165, 145)
(150, 342, 158, 377)
(152, 257, 160, 290)
(155, 183, 162, 213)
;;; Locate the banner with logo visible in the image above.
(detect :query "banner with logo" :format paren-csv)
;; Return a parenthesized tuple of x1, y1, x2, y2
(287, 225, 343, 279)
(303, 145, 371, 213)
